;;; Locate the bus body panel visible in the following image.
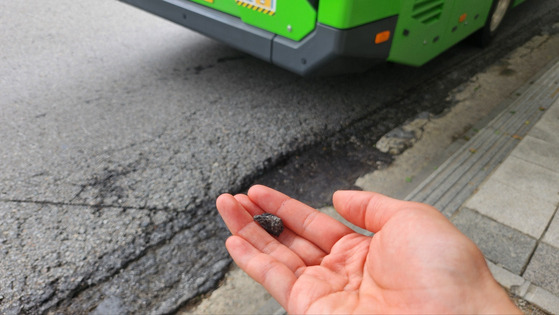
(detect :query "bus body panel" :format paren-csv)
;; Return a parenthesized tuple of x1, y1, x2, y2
(387, 0, 491, 66)
(272, 16, 397, 76)
(120, 0, 529, 76)
(126, 0, 275, 61)
(317, 0, 400, 29)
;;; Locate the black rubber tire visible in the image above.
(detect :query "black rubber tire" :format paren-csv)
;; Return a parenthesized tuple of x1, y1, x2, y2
(473, 0, 511, 47)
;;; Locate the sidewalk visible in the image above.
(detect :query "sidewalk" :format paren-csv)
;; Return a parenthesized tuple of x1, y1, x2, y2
(406, 58, 559, 313)
(259, 58, 559, 315)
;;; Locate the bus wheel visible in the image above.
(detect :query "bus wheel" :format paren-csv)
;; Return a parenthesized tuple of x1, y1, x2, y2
(473, 0, 511, 47)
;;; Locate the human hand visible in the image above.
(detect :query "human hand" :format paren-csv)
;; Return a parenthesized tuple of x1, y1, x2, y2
(216, 185, 520, 314)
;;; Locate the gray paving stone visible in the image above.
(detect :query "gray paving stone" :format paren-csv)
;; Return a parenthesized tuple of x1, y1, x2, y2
(543, 211, 559, 248)
(451, 208, 537, 274)
(524, 284, 559, 315)
(529, 102, 559, 147)
(524, 243, 559, 297)
(464, 176, 557, 238)
(490, 155, 559, 204)
(486, 261, 526, 291)
(511, 136, 559, 172)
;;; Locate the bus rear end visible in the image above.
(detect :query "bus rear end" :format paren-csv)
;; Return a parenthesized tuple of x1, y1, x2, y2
(120, 0, 526, 76)
(120, 0, 398, 76)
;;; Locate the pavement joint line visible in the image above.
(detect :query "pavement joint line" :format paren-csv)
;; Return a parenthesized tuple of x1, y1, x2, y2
(521, 204, 559, 276)
(518, 280, 532, 298)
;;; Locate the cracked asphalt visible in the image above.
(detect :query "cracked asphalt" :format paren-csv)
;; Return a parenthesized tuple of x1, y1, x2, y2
(1, 0, 558, 313)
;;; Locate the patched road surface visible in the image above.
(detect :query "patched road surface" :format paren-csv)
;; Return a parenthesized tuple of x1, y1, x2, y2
(1, 0, 558, 313)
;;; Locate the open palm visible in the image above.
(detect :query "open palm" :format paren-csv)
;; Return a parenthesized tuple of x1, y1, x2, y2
(216, 185, 519, 314)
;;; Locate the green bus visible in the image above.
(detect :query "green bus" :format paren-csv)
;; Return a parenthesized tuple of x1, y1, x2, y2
(121, 0, 526, 76)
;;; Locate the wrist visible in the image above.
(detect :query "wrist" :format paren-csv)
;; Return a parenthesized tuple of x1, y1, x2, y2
(476, 279, 521, 314)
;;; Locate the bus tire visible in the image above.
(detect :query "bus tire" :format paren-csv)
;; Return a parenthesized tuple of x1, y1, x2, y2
(473, 0, 511, 47)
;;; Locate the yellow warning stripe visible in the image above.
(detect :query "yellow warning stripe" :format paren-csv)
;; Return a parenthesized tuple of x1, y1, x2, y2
(235, 0, 275, 16)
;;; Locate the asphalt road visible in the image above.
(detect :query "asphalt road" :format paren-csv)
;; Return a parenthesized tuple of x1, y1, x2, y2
(1, 0, 558, 313)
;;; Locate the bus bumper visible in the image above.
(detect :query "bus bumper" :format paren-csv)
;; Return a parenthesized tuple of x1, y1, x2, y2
(120, 0, 397, 76)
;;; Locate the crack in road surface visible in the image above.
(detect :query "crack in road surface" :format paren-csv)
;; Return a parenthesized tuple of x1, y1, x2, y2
(1, 1, 558, 314)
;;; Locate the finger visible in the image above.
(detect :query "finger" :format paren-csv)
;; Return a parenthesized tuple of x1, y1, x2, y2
(332, 190, 420, 233)
(216, 194, 254, 233)
(226, 236, 297, 309)
(235, 193, 327, 266)
(216, 194, 306, 272)
(233, 193, 265, 216)
(247, 185, 353, 253)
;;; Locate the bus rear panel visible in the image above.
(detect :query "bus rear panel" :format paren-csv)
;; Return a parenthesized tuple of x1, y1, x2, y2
(121, 0, 526, 76)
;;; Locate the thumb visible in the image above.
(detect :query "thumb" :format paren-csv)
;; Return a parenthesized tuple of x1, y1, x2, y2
(332, 190, 409, 233)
